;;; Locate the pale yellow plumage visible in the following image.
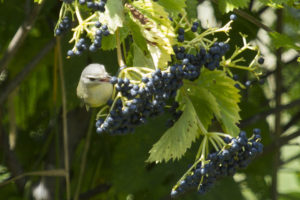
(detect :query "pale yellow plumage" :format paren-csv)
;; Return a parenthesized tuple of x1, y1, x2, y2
(76, 63, 113, 110)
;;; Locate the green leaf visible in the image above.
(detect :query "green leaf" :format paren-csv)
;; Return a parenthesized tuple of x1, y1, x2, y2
(196, 69, 241, 136)
(34, 0, 43, 3)
(157, 0, 185, 16)
(218, 0, 250, 13)
(186, 0, 198, 20)
(258, 0, 298, 7)
(98, 0, 124, 32)
(126, 16, 148, 52)
(147, 96, 199, 163)
(102, 26, 129, 50)
(269, 32, 300, 50)
(128, 0, 176, 68)
(133, 43, 155, 69)
(187, 87, 221, 129)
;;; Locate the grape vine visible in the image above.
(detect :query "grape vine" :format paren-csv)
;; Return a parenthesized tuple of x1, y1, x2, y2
(55, 0, 265, 197)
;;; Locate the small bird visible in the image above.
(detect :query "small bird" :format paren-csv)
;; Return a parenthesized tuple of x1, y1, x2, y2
(77, 63, 113, 110)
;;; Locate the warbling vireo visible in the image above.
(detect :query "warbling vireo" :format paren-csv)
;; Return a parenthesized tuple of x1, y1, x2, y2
(77, 63, 113, 110)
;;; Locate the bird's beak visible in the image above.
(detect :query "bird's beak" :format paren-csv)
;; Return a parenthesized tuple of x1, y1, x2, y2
(99, 77, 111, 82)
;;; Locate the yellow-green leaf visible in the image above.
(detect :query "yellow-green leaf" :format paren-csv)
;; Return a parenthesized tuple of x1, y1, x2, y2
(147, 96, 199, 163)
(196, 69, 241, 136)
(127, 0, 175, 69)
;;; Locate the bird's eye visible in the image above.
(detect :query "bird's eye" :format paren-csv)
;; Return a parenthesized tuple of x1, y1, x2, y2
(89, 78, 96, 81)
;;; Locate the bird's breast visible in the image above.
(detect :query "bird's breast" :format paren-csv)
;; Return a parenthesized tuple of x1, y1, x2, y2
(84, 83, 113, 107)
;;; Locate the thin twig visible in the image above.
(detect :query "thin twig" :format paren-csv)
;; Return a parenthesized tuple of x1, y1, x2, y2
(233, 9, 273, 32)
(116, 28, 125, 68)
(0, 169, 66, 188)
(78, 183, 111, 200)
(0, 0, 45, 73)
(262, 130, 300, 156)
(0, 39, 56, 105)
(257, 6, 269, 16)
(210, 0, 272, 32)
(239, 98, 300, 128)
(280, 153, 300, 166)
(0, 124, 25, 192)
(74, 110, 95, 200)
(282, 111, 300, 133)
(272, 9, 283, 200)
(56, 37, 71, 200)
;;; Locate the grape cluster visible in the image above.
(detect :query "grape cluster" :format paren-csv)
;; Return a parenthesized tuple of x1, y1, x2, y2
(170, 129, 263, 198)
(89, 24, 110, 52)
(79, 0, 107, 12)
(174, 42, 229, 71)
(95, 42, 230, 134)
(55, 16, 71, 36)
(67, 22, 110, 56)
(95, 68, 185, 135)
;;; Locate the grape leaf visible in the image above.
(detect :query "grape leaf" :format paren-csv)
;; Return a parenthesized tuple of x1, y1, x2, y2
(218, 0, 250, 13)
(126, 16, 148, 52)
(133, 43, 155, 69)
(269, 32, 300, 50)
(98, 0, 124, 32)
(127, 0, 176, 69)
(157, 0, 185, 16)
(186, 86, 221, 129)
(258, 0, 298, 7)
(186, 0, 198, 20)
(101, 26, 129, 50)
(147, 96, 200, 163)
(195, 69, 241, 136)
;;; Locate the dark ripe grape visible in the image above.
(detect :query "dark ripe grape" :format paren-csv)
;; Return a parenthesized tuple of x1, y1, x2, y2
(178, 28, 185, 35)
(193, 21, 199, 27)
(67, 50, 74, 57)
(95, 21, 102, 28)
(230, 14, 237, 21)
(182, 58, 189, 65)
(245, 80, 251, 87)
(87, 2, 94, 8)
(96, 29, 103, 36)
(191, 25, 198, 32)
(234, 83, 241, 89)
(102, 24, 108, 30)
(79, 0, 86, 4)
(253, 128, 261, 135)
(233, 74, 239, 81)
(177, 35, 185, 42)
(258, 57, 265, 64)
(89, 44, 97, 52)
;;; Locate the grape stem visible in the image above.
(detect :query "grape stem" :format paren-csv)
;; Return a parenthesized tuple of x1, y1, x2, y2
(116, 28, 125, 68)
(74, 1, 83, 24)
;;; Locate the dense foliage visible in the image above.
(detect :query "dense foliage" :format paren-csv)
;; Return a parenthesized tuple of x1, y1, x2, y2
(0, 0, 299, 199)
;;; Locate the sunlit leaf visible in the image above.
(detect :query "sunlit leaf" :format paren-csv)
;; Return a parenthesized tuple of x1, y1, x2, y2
(98, 0, 124, 32)
(127, 0, 176, 69)
(133, 43, 155, 69)
(147, 96, 199, 163)
(157, 0, 185, 15)
(218, 0, 250, 13)
(269, 32, 300, 50)
(196, 69, 241, 136)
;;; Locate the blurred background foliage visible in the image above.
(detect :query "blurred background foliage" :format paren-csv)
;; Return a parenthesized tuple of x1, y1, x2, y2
(0, 0, 300, 199)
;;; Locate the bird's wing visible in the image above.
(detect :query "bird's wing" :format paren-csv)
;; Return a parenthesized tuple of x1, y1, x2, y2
(76, 81, 88, 99)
